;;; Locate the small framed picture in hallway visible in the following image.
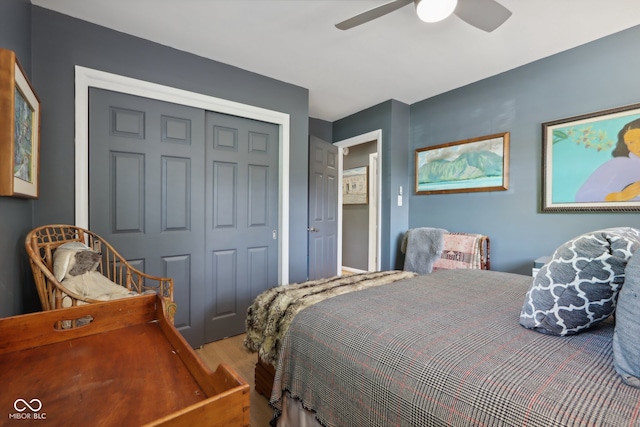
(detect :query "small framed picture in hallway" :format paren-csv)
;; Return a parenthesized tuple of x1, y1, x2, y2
(343, 166, 368, 204)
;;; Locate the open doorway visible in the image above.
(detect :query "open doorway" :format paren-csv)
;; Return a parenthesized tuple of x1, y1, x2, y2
(335, 130, 382, 273)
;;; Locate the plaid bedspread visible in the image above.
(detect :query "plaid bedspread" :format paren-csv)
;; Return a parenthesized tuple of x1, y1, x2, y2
(271, 269, 640, 427)
(245, 270, 416, 365)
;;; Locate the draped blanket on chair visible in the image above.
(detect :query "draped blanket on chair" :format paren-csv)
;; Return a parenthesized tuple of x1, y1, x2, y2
(401, 228, 490, 273)
(433, 232, 489, 270)
(400, 227, 447, 274)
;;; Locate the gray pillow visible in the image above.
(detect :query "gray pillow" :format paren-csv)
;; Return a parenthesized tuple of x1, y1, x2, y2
(520, 227, 640, 336)
(613, 249, 640, 388)
(52, 242, 94, 281)
(68, 250, 101, 276)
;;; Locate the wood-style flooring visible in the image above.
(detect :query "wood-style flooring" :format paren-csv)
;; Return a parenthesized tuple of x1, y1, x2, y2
(196, 334, 273, 427)
(197, 273, 358, 426)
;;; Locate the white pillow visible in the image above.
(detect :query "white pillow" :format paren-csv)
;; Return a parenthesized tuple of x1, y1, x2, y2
(62, 271, 137, 301)
(52, 242, 93, 281)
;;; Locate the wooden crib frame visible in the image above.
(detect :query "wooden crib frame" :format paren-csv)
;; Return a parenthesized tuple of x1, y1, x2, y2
(0, 295, 250, 426)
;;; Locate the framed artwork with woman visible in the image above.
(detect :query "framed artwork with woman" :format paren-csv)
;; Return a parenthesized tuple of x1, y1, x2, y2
(543, 103, 640, 212)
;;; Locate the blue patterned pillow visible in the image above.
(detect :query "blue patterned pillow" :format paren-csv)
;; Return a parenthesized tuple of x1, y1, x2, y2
(520, 227, 640, 336)
(613, 249, 640, 388)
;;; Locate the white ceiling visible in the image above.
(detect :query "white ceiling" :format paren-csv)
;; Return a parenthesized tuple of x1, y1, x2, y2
(31, 0, 640, 122)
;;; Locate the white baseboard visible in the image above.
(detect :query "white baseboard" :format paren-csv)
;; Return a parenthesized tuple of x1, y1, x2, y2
(342, 266, 367, 274)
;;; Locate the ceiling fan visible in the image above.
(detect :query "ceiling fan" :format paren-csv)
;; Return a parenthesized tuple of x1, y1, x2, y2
(335, 0, 512, 32)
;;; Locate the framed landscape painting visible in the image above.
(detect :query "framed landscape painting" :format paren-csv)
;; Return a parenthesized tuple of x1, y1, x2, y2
(415, 132, 509, 195)
(542, 103, 640, 212)
(0, 48, 41, 198)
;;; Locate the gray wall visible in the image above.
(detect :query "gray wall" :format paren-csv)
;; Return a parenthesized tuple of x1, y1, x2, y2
(0, 0, 40, 317)
(3, 5, 640, 317)
(408, 24, 640, 274)
(29, 7, 310, 288)
(334, 100, 411, 271)
(309, 117, 333, 143)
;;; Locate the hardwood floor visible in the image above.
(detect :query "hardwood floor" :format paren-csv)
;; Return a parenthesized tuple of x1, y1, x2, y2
(196, 334, 273, 427)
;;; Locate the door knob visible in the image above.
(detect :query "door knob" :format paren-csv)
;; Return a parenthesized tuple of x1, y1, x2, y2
(307, 227, 319, 232)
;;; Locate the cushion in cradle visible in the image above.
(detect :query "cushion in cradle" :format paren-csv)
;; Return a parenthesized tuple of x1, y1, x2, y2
(519, 227, 640, 336)
(53, 242, 137, 305)
(613, 249, 640, 388)
(52, 242, 96, 281)
(62, 271, 137, 302)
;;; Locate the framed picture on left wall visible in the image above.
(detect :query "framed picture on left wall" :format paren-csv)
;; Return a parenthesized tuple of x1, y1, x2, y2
(0, 48, 41, 198)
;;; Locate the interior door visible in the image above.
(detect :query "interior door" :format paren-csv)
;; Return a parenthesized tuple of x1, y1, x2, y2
(89, 88, 206, 347)
(308, 136, 339, 280)
(204, 112, 279, 342)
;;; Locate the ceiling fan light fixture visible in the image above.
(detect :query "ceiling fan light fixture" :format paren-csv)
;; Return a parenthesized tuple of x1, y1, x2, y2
(415, 0, 458, 23)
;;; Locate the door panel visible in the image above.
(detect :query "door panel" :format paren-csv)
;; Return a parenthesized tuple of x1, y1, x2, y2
(204, 112, 279, 342)
(89, 88, 205, 347)
(308, 136, 339, 280)
(90, 90, 280, 346)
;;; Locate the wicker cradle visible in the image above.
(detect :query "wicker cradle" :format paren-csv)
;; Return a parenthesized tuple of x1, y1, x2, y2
(25, 224, 176, 325)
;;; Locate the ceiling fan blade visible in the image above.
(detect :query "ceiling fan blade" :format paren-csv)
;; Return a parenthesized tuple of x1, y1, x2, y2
(335, 0, 413, 30)
(454, 0, 512, 32)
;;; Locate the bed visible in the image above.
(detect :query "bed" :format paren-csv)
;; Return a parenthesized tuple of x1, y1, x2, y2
(0, 294, 249, 426)
(246, 227, 640, 427)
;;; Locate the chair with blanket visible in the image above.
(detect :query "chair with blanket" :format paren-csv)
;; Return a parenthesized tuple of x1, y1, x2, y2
(402, 228, 490, 274)
(25, 224, 176, 327)
(433, 231, 490, 271)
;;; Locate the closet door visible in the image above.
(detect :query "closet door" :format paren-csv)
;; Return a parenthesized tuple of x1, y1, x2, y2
(89, 88, 206, 347)
(89, 89, 280, 346)
(204, 112, 279, 341)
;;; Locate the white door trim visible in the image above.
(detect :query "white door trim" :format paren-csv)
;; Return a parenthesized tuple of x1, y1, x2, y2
(368, 152, 378, 271)
(334, 129, 382, 272)
(74, 66, 290, 284)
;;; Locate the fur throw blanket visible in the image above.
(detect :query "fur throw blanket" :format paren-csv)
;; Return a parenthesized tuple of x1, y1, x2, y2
(244, 270, 416, 366)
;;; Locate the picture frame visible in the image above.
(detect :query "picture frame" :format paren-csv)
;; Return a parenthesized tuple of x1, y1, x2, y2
(415, 132, 509, 195)
(343, 166, 368, 204)
(0, 48, 41, 199)
(542, 103, 640, 212)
